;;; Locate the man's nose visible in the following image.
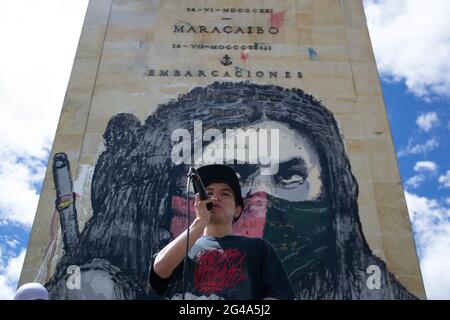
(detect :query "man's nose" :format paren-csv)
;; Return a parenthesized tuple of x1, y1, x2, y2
(209, 193, 220, 201)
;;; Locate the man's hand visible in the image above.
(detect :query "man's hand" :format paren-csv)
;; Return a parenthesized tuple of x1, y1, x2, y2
(194, 193, 212, 225)
(152, 193, 211, 280)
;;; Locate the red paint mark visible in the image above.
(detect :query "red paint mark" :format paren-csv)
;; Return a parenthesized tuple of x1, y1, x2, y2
(240, 50, 250, 61)
(44, 209, 59, 257)
(232, 192, 267, 238)
(171, 192, 268, 239)
(194, 248, 247, 294)
(270, 10, 286, 29)
(170, 196, 196, 238)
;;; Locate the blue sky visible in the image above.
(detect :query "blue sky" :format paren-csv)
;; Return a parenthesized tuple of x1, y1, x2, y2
(0, 0, 449, 299)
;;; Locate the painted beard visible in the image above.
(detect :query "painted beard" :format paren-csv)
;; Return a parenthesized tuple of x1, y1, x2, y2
(169, 192, 332, 278)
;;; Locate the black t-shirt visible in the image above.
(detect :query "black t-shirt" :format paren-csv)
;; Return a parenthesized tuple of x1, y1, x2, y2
(149, 235, 295, 300)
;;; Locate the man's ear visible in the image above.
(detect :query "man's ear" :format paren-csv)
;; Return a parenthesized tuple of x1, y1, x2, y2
(233, 205, 243, 222)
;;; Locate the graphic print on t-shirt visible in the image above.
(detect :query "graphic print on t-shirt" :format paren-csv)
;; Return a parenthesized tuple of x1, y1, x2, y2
(194, 248, 247, 294)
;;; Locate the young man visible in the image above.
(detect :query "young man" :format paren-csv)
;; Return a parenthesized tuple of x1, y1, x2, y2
(149, 164, 295, 300)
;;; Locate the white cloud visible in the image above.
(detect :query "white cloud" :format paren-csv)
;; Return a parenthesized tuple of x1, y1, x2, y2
(0, 0, 88, 226)
(0, 0, 88, 159)
(415, 161, 438, 173)
(439, 170, 450, 188)
(405, 161, 437, 189)
(420, 230, 450, 300)
(398, 138, 439, 158)
(364, 0, 450, 100)
(406, 161, 438, 189)
(0, 148, 44, 226)
(416, 112, 439, 132)
(405, 175, 425, 189)
(0, 249, 26, 300)
(0, 235, 20, 250)
(405, 192, 450, 299)
(5, 239, 20, 249)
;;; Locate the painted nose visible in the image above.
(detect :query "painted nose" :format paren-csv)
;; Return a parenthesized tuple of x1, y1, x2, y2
(241, 174, 275, 195)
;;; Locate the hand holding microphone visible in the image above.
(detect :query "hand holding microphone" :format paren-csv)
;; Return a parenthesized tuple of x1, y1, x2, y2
(188, 167, 213, 223)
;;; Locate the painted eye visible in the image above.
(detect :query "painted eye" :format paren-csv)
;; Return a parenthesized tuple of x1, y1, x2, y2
(278, 175, 305, 188)
(234, 164, 259, 181)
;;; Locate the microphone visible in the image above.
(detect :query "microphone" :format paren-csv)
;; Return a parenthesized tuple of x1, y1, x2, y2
(188, 167, 213, 211)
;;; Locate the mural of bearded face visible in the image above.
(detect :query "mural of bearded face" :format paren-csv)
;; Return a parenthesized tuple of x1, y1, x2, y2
(45, 81, 417, 300)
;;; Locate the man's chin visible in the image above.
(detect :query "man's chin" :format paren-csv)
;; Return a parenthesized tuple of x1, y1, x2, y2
(208, 214, 231, 225)
(210, 207, 224, 215)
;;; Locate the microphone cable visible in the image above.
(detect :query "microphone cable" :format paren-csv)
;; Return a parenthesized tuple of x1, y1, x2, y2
(182, 172, 192, 301)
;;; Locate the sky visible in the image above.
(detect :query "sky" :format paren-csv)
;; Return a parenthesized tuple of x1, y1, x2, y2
(0, 0, 449, 300)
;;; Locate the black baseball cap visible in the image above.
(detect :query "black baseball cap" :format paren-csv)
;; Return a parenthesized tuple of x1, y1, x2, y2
(193, 164, 244, 209)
